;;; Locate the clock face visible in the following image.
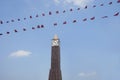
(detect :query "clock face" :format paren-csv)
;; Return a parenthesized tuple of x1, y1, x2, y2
(52, 40, 59, 46)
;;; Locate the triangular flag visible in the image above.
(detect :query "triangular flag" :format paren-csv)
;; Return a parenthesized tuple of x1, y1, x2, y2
(24, 18, 26, 20)
(93, 5, 96, 8)
(41, 25, 44, 28)
(0, 33, 3, 35)
(117, 0, 120, 3)
(23, 28, 26, 31)
(6, 21, 9, 23)
(42, 13, 45, 16)
(73, 20, 77, 23)
(18, 19, 20, 21)
(90, 17, 95, 20)
(102, 16, 108, 18)
(14, 30, 18, 32)
(32, 27, 35, 30)
(11, 20, 14, 22)
(63, 10, 66, 13)
(0, 21, 3, 24)
(37, 25, 41, 28)
(63, 21, 67, 24)
(85, 5, 87, 9)
(70, 9, 73, 11)
(83, 18, 87, 21)
(100, 4, 104, 6)
(56, 11, 59, 14)
(36, 14, 39, 17)
(54, 23, 57, 26)
(77, 8, 80, 10)
(30, 16, 32, 18)
(114, 12, 119, 16)
(6, 32, 10, 34)
(109, 2, 112, 5)
(49, 11, 52, 15)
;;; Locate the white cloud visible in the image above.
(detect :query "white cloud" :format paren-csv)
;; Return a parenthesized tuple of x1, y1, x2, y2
(53, 0, 94, 7)
(9, 50, 32, 57)
(54, 0, 60, 3)
(78, 72, 97, 77)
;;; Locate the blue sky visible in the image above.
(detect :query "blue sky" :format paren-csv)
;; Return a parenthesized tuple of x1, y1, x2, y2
(0, 0, 120, 80)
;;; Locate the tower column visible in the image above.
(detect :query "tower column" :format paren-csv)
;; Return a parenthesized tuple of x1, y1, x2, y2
(48, 35, 62, 80)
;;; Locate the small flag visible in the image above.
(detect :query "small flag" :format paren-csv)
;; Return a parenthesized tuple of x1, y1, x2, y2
(73, 20, 77, 23)
(6, 32, 10, 34)
(41, 25, 44, 28)
(0, 33, 3, 35)
(114, 12, 119, 16)
(14, 29, 18, 32)
(36, 14, 39, 17)
(109, 2, 112, 5)
(32, 27, 35, 30)
(30, 16, 32, 18)
(56, 11, 59, 14)
(54, 23, 57, 26)
(70, 9, 73, 11)
(24, 18, 26, 20)
(63, 21, 67, 24)
(100, 4, 104, 6)
(42, 13, 45, 16)
(117, 0, 120, 3)
(11, 20, 14, 22)
(37, 25, 41, 28)
(85, 5, 87, 9)
(63, 10, 66, 13)
(83, 18, 87, 21)
(18, 19, 20, 21)
(102, 16, 108, 18)
(0, 21, 3, 24)
(77, 8, 80, 10)
(93, 5, 96, 8)
(49, 11, 52, 15)
(6, 21, 9, 23)
(23, 28, 26, 31)
(90, 17, 95, 20)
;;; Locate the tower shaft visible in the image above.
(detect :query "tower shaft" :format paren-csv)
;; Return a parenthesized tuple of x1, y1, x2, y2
(48, 35, 62, 80)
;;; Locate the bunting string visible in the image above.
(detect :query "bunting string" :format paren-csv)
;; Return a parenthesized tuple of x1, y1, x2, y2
(0, 11, 119, 37)
(0, 0, 120, 25)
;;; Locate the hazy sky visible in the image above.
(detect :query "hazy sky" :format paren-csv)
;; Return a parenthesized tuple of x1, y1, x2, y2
(0, 0, 120, 80)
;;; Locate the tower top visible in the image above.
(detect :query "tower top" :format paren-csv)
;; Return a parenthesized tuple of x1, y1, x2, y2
(52, 34, 60, 46)
(53, 34, 59, 40)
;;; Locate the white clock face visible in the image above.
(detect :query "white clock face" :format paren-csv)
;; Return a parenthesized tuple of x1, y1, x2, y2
(52, 40, 59, 46)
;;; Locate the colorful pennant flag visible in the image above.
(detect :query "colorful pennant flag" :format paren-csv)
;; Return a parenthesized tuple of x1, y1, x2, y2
(54, 23, 57, 26)
(117, 0, 120, 3)
(109, 2, 112, 5)
(0, 21, 3, 24)
(93, 5, 96, 8)
(114, 12, 119, 16)
(100, 4, 104, 6)
(102, 16, 108, 18)
(83, 18, 87, 21)
(56, 11, 59, 14)
(23, 28, 26, 31)
(90, 17, 95, 20)
(14, 29, 18, 32)
(63, 21, 67, 24)
(73, 20, 77, 23)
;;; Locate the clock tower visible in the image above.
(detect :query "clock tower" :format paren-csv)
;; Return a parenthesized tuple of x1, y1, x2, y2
(48, 35, 62, 80)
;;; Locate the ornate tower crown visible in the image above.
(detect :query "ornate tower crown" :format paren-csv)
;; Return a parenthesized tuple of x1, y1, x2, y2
(52, 34, 60, 46)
